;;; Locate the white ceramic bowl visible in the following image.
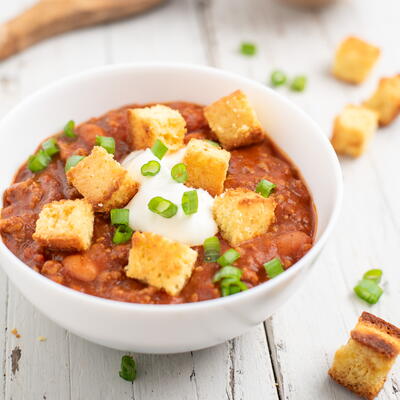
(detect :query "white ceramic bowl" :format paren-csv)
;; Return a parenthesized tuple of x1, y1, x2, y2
(0, 64, 342, 353)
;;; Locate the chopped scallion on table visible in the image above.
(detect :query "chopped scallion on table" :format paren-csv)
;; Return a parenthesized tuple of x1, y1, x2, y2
(64, 120, 77, 138)
(141, 160, 161, 177)
(151, 139, 168, 160)
(203, 236, 221, 262)
(217, 248, 240, 267)
(182, 190, 198, 215)
(213, 266, 243, 283)
(270, 70, 287, 87)
(290, 76, 307, 92)
(113, 225, 133, 245)
(264, 258, 284, 279)
(354, 279, 383, 305)
(363, 269, 382, 284)
(255, 179, 276, 198)
(171, 163, 188, 183)
(148, 196, 178, 218)
(96, 136, 115, 154)
(42, 138, 60, 157)
(28, 150, 52, 173)
(110, 209, 129, 226)
(240, 42, 257, 56)
(65, 155, 85, 172)
(119, 355, 137, 382)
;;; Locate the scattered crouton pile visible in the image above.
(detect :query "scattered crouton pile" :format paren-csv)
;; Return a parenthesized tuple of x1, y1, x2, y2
(329, 312, 400, 400)
(331, 36, 400, 158)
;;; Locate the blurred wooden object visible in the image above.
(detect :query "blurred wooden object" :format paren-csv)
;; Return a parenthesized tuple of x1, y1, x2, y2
(279, 0, 339, 7)
(0, 0, 165, 61)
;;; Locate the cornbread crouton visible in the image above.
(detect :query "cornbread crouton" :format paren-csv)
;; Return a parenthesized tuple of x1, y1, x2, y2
(329, 312, 400, 400)
(128, 105, 186, 152)
(213, 188, 275, 246)
(33, 199, 94, 251)
(66, 146, 139, 212)
(363, 75, 400, 126)
(204, 90, 265, 150)
(332, 36, 380, 84)
(183, 139, 230, 196)
(331, 105, 378, 157)
(126, 232, 198, 296)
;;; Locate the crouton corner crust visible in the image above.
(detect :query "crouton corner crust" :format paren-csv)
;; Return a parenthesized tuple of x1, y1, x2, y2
(125, 232, 198, 296)
(328, 312, 400, 400)
(213, 188, 276, 246)
(33, 199, 94, 251)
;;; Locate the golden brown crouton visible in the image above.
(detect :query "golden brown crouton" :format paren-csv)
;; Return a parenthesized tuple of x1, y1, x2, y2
(331, 105, 378, 158)
(183, 139, 230, 196)
(213, 188, 275, 246)
(126, 232, 198, 296)
(33, 199, 94, 251)
(363, 75, 400, 126)
(66, 146, 139, 212)
(204, 90, 265, 150)
(128, 105, 186, 152)
(332, 36, 380, 84)
(329, 312, 400, 400)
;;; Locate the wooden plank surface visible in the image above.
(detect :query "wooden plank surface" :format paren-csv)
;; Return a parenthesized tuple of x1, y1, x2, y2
(0, 0, 399, 399)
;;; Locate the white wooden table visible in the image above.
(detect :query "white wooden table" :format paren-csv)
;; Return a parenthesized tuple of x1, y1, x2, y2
(1, 0, 399, 399)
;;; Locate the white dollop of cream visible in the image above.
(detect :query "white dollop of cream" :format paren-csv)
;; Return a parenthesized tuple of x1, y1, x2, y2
(124, 148, 218, 246)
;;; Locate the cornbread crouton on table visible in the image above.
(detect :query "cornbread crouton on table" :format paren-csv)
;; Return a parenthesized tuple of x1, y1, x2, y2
(329, 312, 400, 400)
(363, 75, 400, 126)
(332, 36, 380, 84)
(33, 199, 94, 251)
(213, 188, 276, 246)
(331, 105, 378, 158)
(183, 138, 230, 196)
(204, 90, 265, 150)
(66, 146, 139, 212)
(126, 232, 198, 296)
(128, 104, 186, 152)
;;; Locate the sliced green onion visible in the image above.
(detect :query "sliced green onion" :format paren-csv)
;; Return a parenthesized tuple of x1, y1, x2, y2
(42, 138, 60, 157)
(256, 179, 276, 198)
(113, 225, 133, 244)
(141, 160, 161, 177)
(290, 76, 307, 92)
(206, 140, 221, 148)
(96, 136, 115, 154)
(203, 236, 221, 262)
(28, 150, 51, 173)
(119, 355, 137, 382)
(213, 266, 243, 283)
(110, 209, 129, 226)
(354, 279, 383, 305)
(64, 120, 77, 138)
(171, 163, 188, 183)
(270, 70, 287, 87)
(182, 190, 198, 215)
(264, 258, 284, 279)
(217, 249, 240, 267)
(220, 277, 248, 297)
(151, 139, 168, 160)
(65, 155, 85, 172)
(240, 42, 257, 56)
(148, 196, 178, 218)
(363, 269, 382, 284)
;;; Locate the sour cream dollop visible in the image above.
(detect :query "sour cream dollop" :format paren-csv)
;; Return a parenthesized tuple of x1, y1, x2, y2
(123, 148, 218, 246)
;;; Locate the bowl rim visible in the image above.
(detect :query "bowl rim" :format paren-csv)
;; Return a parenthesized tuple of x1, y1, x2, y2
(0, 62, 343, 312)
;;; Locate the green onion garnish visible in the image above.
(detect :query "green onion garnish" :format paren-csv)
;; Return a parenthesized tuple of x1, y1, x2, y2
(64, 120, 77, 138)
(354, 279, 383, 305)
(220, 277, 248, 297)
(264, 258, 284, 279)
(363, 269, 382, 284)
(217, 249, 240, 267)
(96, 136, 115, 154)
(42, 138, 60, 157)
(113, 225, 133, 244)
(110, 209, 129, 226)
(119, 355, 137, 382)
(240, 42, 257, 56)
(182, 190, 198, 215)
(171, 163, 188, 183)
(203, 236, 221, 262)
(256, 179, 276, 198)
(148, 196, 178, 218)
(270, 70, 287, 87)
(141, 160, 161, 177)
(213, 266, 243, 283)
(65, 155, 85, 172)
(206, 140, 221, 148)
(28, 150, 52, 173)
(290, 76, 307, 92)
(151, 139, 168, 160)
